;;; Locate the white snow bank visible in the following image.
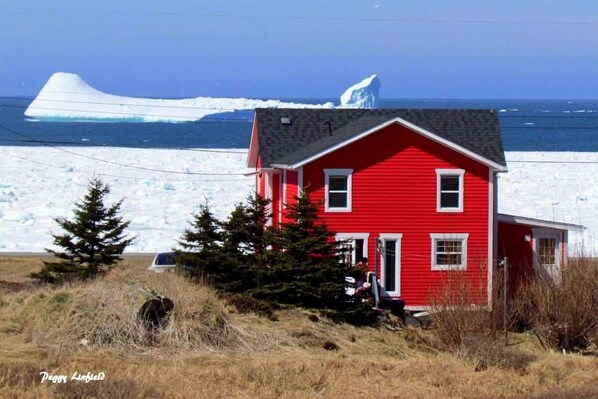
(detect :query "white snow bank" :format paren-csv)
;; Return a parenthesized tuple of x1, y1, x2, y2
(0, 146, 253, 252)
(340, 74, 380, 108)
(24, 73, 379, 122)
(0, 148, 594, 253)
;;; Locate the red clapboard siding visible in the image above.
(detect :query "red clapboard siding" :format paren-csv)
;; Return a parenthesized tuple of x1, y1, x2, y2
(302, 122, 491, 307)
(283, 170, 299, 224)
(497, 222, 534, 289)
(271, 172, 280, 227)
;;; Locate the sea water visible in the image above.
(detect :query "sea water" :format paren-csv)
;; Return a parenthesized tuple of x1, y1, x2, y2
(1, 97, 598, 151)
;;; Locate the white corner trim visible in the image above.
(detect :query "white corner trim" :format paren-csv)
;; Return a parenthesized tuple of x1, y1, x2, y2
(297, 167, 303, 195)
(324, 168, 353, 212)
(430, 233, 469, 271)
(246, 118, 259, 168)
(488, 169, 496, 309)
(436, 169, 465, 213)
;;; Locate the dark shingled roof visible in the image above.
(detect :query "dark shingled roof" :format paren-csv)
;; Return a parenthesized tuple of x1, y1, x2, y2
(254, 108, 506, 168)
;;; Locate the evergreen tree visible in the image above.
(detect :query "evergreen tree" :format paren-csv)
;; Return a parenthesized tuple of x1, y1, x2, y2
(255, 191, 353, 309)
(221, 193, 272, 291)
(32, 177, 133, 283)
(175, 201, 227, 286)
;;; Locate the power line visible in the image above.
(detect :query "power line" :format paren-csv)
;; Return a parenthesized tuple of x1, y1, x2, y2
(0, 133, 247, 154)
(501, 126, 598, 130)
(0, 124, 247, 176)
(3, 97, 598, 119)
(3, 6, 598, 26)
(3, 100, 598, 121)
(1, 95, 247, 112)
(507, 159, 598, 165)
(1, 103, 253, 123)
(0, 136, 89, 146)
(0, 149, 250, 181)
(6, 104, 598, 129)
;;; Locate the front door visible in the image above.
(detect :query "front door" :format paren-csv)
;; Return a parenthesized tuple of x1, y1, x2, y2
(379, 234, 402, 297)
(533, 228, 562, 282)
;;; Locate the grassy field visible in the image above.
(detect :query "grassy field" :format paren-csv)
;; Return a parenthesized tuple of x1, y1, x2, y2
(0, 256, 597, 399)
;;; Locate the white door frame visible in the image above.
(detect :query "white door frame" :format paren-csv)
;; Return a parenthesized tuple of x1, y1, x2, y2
(379, 233, 402, 296)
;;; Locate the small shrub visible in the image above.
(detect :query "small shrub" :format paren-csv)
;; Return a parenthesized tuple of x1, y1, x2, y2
(516, 258, 598, 352)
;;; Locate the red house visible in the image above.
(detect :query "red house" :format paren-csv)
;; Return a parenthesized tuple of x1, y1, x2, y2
(246, 108, 582, 310)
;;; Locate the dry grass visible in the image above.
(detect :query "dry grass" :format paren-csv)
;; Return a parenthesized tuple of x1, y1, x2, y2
(0, 256, 44, 283)
(0, 255, 597, 398)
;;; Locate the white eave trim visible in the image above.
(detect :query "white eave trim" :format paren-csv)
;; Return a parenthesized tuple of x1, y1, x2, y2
(277, 117, 508, 172)
(497, 213, 584, 232)
(246, 118, 259, 168)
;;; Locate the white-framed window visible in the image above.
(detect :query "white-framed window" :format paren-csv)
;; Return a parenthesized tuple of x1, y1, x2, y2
(379, 233, 402, 296)
(532, 228, 562, 268)
(430, 233, 468, 270)
(336, 233, 369, 265)
(436, 169, 465, 212)
(324, 169, 352, 212)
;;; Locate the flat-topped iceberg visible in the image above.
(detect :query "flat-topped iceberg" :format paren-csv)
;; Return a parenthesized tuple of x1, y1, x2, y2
(25, 72, 380, 122)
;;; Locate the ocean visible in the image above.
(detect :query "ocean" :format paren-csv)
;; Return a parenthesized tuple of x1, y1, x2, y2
(1, 97, 598, 151)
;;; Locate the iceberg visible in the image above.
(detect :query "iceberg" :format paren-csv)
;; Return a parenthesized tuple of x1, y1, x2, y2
(340, 74, 380, 108)
(24, 72, 380, 123)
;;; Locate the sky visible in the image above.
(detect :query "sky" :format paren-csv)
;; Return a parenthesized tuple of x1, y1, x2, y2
(2, 1, 598, 99)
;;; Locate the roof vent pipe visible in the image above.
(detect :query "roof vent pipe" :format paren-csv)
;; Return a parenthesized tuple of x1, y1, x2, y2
(281, 117, 292, 125)
(324, 121, 332, 136)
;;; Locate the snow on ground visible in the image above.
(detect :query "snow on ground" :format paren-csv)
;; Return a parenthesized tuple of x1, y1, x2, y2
(0, 147, 253, 252)
(499, 152, 595, 254)
(0, 148, 595, 253)
(24, 73, 380, 122)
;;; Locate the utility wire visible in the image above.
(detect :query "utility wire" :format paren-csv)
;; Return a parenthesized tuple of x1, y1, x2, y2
(0, 149, 250, 181)
(3, 97, 597, 119)
(0, 134, 248, 154)
(507, 159, 598, 164)
(3, 104, 252, 123)
(6, 103, 598, 130)
(3, 6, 598, 26)
(0, 124, 247, 176)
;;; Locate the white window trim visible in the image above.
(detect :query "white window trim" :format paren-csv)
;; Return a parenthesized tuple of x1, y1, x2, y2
(436, 169, 465, 213)
(324, 169, 353, 212)
(336, 233, 369, 264)
(430, 233, 469, 271)
(379, 233, 403, 296)
(532, 228, 562, 268)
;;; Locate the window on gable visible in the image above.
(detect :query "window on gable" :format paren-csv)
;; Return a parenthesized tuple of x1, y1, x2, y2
(325, 169, 352, 212)
(430, 233, 468, 270)
(436, 169, 464, 212)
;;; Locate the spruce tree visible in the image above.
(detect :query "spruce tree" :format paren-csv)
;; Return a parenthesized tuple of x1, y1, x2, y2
(221, 193, 272, 291)
(33, 177, 133, 283)
(175, 201, 227, 286)
(255, 191, 353, 309)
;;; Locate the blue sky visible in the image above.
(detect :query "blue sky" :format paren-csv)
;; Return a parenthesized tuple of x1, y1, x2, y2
(2, 1, 598, 99)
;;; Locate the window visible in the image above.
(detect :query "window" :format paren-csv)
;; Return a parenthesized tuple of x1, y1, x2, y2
(430, 233, 468, 270)
(324, 169, 352, 212)
(336, 233, 369, 265)
(379, 234, 402, 296)
(538, 238, 556, 265)
(436, 169, 464, 212)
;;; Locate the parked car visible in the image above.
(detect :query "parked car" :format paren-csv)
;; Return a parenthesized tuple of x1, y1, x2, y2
(148, 252, 177, 273)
